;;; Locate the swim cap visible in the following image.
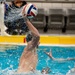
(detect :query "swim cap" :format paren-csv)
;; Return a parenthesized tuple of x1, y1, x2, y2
(26, 32, 32, 42)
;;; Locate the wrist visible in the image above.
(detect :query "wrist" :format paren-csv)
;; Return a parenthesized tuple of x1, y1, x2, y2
(24, 16, 29, 22)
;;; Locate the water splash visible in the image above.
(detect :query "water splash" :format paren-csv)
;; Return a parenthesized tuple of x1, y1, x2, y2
(66, 67, 75, 75)
(0, 67, 65, 75)
(0, 66, 74, 75)
(0, 69, 51, 75)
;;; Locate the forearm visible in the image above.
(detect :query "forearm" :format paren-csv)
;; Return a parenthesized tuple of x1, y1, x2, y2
(26, 19, 40, 37)
(49, 56, 55, 60)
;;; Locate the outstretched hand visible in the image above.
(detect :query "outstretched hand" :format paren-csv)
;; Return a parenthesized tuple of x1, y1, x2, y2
(44, 49, 52, 58)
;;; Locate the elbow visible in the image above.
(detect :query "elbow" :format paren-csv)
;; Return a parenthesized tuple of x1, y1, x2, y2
(35, 31, 40, 42)
(37, 31, 40, 38)
(37, 33, 40, 41)
(38, 35, 40, 39)
(36, 34, 40, 42)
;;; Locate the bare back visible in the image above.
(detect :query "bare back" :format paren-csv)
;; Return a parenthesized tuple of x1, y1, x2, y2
(17, 41, 38, 73)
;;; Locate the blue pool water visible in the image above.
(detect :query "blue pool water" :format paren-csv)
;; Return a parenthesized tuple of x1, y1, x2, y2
(0, 45, 75, 75)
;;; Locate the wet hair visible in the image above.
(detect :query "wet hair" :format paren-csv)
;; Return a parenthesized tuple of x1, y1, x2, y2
(26, 33, 32, 42)
(26, 33, 39, 48)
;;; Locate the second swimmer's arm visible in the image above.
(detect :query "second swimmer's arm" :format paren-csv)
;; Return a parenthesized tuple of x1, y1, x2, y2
(45, 51, 55, 60)
(49, 55, 55, 60)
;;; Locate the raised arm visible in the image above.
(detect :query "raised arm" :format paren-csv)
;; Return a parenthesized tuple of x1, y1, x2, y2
(24, 17, 40, 50)
(44, 49, 55, 60)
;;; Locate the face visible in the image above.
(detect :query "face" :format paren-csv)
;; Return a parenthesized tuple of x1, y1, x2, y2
(13, 0, 23, 7)
(14, 0, 23, 3)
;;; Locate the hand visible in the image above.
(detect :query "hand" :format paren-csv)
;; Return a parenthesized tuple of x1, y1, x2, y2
(22, 5, 27, 17)
(21, 9, 28, 21)
(22, 13, 29, 22)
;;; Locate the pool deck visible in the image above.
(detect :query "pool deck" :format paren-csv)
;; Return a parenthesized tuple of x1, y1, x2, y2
(0, 29, 75, 45)
(0, 35, 75, 45)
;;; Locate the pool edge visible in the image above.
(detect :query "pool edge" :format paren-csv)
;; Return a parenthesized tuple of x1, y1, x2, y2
(0, 35, 75, 45)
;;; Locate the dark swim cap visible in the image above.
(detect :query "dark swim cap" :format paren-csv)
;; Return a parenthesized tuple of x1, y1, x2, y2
(26, 32, 32, 42)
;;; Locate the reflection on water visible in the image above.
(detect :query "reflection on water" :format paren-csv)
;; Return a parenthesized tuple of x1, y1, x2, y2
(0, 44, 18, 52)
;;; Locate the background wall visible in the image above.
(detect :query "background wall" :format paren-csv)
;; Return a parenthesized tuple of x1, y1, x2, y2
(30, 2, 75, 15)
(5, 0, 75, 15)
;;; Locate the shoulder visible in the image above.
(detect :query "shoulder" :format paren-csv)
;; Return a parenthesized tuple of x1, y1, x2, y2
(4, 3, 12, 11)
(4, 3, 9, 9)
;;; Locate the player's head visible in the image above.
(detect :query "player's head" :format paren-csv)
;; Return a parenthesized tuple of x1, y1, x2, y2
(26, 33, 39, 48)
(12, 0, 27, 5)
(26, 32, 32, 42)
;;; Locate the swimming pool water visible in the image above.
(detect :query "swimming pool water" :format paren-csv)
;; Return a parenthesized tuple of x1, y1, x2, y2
(0, 45, 75, 75)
